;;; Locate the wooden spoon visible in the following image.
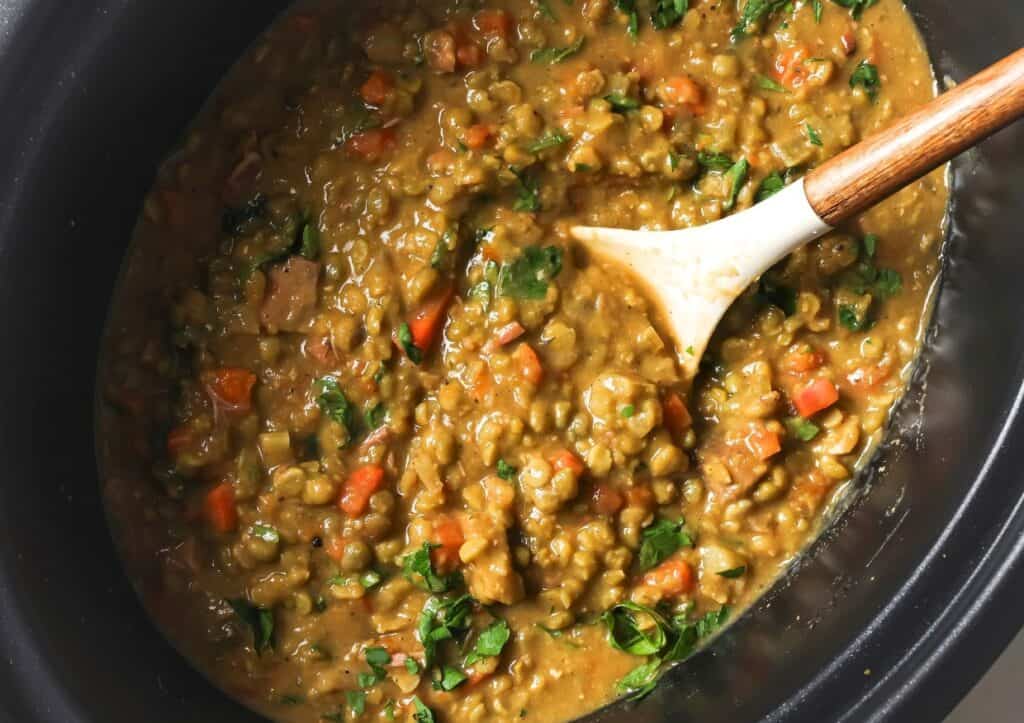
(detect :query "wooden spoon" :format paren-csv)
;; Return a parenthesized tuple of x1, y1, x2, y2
(571, 48, 1024, 378)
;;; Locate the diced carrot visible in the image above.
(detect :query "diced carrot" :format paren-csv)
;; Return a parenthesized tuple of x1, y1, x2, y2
(345, 128, 397, 162)
(473, 9, 513, 39)
(513, 343, 543, 385)
(846, 361, 893, 391)
(662, 392, 692, 438)
(550, 449, 585, 477)
(424, 30, 456, 72)
(359, 69, 394, 106)
(339, 464, 386, 517)
(306, 336, 333, 364)
(431, 516, 465, 573)
(465, 123, 493, 150)
(204, 482, 238, 533)
(482, 321, 526, 353)
(206, 367, 257, 411)
(660, 75, 705, 114)
(773, 44, 809, 89)
(793, 377, 839, 418)
(426, 148, 457, 173)
(747, 424, 781, 460)
(470, 366, 492, 402)
(840, 30, 857, 56)
(409, 286, 455, 353)
(642, 558, 695, 597)
(324, 535, 346, 562)
(592, 484, 624, 515)
(782, 348, 824, 374)
(456, 43, 484, 68)
(167, 424, 194, 456)
(481, 244, 502, 262)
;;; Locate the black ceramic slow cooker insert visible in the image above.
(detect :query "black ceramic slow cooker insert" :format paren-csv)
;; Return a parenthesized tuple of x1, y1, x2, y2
(0, 2, 1022, 721)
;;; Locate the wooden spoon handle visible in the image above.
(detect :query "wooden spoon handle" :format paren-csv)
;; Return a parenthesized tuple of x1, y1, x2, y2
(805, 47, 1024, 226)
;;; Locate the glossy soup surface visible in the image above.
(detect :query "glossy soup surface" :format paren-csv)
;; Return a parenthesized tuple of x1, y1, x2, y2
(98, 0, 947, 720)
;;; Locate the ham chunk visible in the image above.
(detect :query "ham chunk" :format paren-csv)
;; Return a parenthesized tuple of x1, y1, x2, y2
(260, 256, 319, 332)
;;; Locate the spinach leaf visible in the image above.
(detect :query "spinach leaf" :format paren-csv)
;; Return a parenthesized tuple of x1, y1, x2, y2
(604, 91, 641, 112)
(228, 599, 274, 655)
(755, 171, 786, 202)
(412, 697, 436, 723)
(530, 37, 585, 64)
(731, 0, 789, 41)
(850, 59, 881, 101)
(512, 169, 542, 212)
(723, 158, 750, 211)
(397, 322, 423, 364)
(616, 659, 662, 699)
(614, 0, 639, 37)
(602, 602, 669, 656)
(697, 150, 734, 172)
(497, 246, 563, 299)
(315, 376, 358, 440)
(465, 618, 512, 666)
(403, 542, 459, 593)
(651, 0, 688, 30)
(435, 665, 468, 691)
(417, 594, 474, 668)
(638, 519, 693, 570)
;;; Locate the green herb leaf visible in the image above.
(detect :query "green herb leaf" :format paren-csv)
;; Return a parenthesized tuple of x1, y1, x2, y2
(405, 657, 421, 674)
(694, 606, 730, 637)
(862, 233, 878, 258)
(874, 268, 902, 297)
(717, 565, 747, 578)
(614, 0, 639, 37)
(638, 518, 693, 570)
(527, 130, 571, 153)
(497, 245, 563, 299)
(346, 690, 367, 716)
(757, 278, 797, 316)
(512, 169, 542, 212)
(398, 322, 423, 364)
(850, 59, 881, 100)
(465, 618, 512, 666)
(384, 700, 397, 721)
(731, 0, 789, 41)
(830, 0, 877, 19)
(651, 0, 688, 30)
(604, 91, 641, 112)
(497, 459, 518, 480)
(417, 594, 474, 668)
(535, 0, 557, 20)
(838, 304, 870, 331)
(299, 220, 320, 259)
(602, 602, 669, 656)
(696, 150, 734, 172)
(364, 402, 387, 430)
(785, 416, 821, 440)
(616, 658, 662, 699)
(812, 0, 823, 21)
(620, 404, 635, 418)
(360, 570, 383, 589)
(755, 171, 786, 202)
(435, 665, 469, 691)
(805, 123, 823, 146)
(250, 523, 280, 544)
(723, 158, 750, 211)
(403, 542, 460, 593)
(222, 193, 268, 235)
(469, 281, 492, 307)
(756, 74, 787, 92)
(228, 599, 274, 655)
(530, 37, 585, 64)
(316, 376, 359, 441)
(412, 697, 436, 723)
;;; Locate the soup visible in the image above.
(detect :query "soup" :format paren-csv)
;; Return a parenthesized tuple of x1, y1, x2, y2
(97, 0, 946, 720)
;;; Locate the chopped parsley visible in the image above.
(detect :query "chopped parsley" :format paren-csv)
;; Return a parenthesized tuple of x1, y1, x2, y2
(723, 157, 750, 211)
(412, 697, 436, 723)
(651, 0, 688, 30)
(696, 150, 734, 172)
(535, 0, 557, 20)
(862, 233, 878, 259)
(397, 322, 423, 364)
(614, 0, 639, 37)
(731, 0, 789, 41)
(785, 416, 821, 441)
(364, 401, 387, 430)
(497, 245, 563, 299)
(638, 518, 693, 570)
(512, 169, 541, 212)
(755, 171, 786, 201)
(435, 665, 468, 691)
(527, 130, 571, 153)
(358, 646, 391, 689)
(850, 60, 881, 101)
(805, 123, 823, 146)
(530, 37, 585, 64)
(756, 75, 787, 92)
(227, 599, 274, 655)
(405, 657, 421, 674)
(838, 303, 870, 331)
(620, 404, 636, 418)
(417, 594, 474, 668)
(717, 565, 747, 578)
(346, 690, 367, 716)
(464, 618, 512, 666)
(403, 543, 460, 594)
(497, 459, 518, 480)
(315, 376, 358, 441)
(298, 218, 320, 260)
(604, 91, 641, 112)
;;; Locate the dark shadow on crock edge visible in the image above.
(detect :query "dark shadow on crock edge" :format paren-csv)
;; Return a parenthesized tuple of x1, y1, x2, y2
(0, 1, 1022, 722)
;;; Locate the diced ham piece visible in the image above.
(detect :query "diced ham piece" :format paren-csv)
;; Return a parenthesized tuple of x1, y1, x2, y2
(260, 256, 320, 332)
